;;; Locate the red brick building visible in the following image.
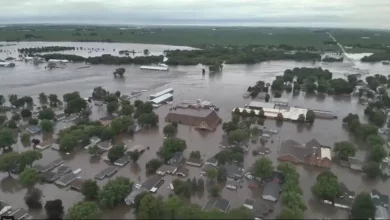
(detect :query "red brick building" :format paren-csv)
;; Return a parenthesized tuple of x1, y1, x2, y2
(277, 139, 331, 168)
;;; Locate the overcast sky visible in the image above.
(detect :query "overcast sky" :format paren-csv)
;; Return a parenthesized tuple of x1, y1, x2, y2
(0, 0, 389, 29)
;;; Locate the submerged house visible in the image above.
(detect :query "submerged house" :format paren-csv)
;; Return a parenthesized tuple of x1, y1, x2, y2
(277, 139, 332, 168)
(165, 108, 221, 131)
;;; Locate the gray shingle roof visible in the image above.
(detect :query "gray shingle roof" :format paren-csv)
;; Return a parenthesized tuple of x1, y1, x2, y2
(262, 181, 280, 200)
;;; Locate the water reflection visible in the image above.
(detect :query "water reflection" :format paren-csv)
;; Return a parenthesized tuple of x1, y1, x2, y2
(1, 176, 23, 193)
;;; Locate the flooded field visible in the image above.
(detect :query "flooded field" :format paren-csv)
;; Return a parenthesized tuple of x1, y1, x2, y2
(1, 42, 390, 219)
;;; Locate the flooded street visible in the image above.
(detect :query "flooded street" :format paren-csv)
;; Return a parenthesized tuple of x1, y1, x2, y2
(1, 42, 390, 219)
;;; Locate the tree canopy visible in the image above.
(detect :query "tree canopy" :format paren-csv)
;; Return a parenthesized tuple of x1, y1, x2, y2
(0, 128, 16, 149)
(157, 138, 187, 162)
(38, 108, 55, 120)
(82, 180, 100, 200)
(227, 129, 250, 145)
(312, 171, 340, 201)
(351, 192, 376, 219)
(107, 144, 125, 163)
(163, 124, 178, 137)
(0, 152, 20, 176)
(253, 157, 274, 178)
(98, 177, 133, 208)
(333, 141, 357, 160)
(19, 168, 40, 187)
(67, 201, 102, 219)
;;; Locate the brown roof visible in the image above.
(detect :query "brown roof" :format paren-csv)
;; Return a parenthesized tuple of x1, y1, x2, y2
(279, 140, 310, 162)
(305, 139, 323, 148)
(165, 109, 221, 131)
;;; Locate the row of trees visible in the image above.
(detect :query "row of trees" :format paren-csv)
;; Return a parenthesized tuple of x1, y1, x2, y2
(364, 106, 386, 127)
(164, 46, 321, 66)
(67, 176, 133, 219)
(0, 150, 42, 177)
(172, 178, 205, 199)
(361, 52, 390, 62)
(40, 53, 164, 65)
(277, 163, 306, 219)
(311, 170, 376, 219)
(271, 67, 355, 95)
(18, 46, 75, 54)
(342, 113, 386, 179)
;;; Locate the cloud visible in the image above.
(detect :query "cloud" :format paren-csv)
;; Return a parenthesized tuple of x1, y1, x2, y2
(0, 0, 389, 28)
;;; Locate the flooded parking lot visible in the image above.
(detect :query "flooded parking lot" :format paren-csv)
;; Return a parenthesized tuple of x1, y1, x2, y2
(1, 42, 390, 219)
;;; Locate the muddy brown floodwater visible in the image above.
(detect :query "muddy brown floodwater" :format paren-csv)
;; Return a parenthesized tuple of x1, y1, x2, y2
(1, 42, 390, 219)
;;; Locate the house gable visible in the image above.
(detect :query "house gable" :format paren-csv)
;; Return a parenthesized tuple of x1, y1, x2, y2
(278, 154, 302, 163)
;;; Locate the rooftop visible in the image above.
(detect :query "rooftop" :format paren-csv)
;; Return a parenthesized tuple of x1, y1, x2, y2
(248, 101, 275, 109)
(263, 180, 280, 199)
(150, 88, 173, 98)
(151, 93, 173, 104)
(142, 175, 163, 190)
(69, 179, 85, 192)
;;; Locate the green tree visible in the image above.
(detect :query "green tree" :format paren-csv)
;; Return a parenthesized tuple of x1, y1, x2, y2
(205, 169, 217, 180)
(99, 177, 133, 208)
(128, 150, 141, 162)
(356, 124, 378, 139)
(209, 184, 220, 197)
(121, 104, 134, 116)
(19, 168, 40, 187)
(39, 92, 48, 104)
(366, 134, 385, 147)
(227, 129, 249, 144)
(282, 179, 303, 195)
(0, 128, 16, 150)
(274, 91, 282, 98)
(276, 113, 284, 121)
(281, 191, 307, 211)
(157, 138, 186, 162)
(333, 141, 357, 160)
(189, 150, 201, 159)
(21, 109, 32, 118)
(297, 114, 305, 123)
(20, 132, 31, 145)
(67, 201, 102, 219)
(222, 121, 239, 134)
(134, 191, 149, 213)
(40, 119, 53, 133)
(217, 167, 227, 181)
(20, 150, 42, 168)
(100, 127, 115, 141)
(306, 110, 315, 124)
(65, 97, 88, 115)
(82, 180, 100, 200)
(163, 124, 178, 137)
(350, 192, 376, 220)
(0, 95, 5, 106)
(28, 118, 38, 125)
(145, 158, 162, 174)
(88, 145, 101, 157)
(7, 120, 17, 129)
(369, 144, 386, 163)
(106, 101, 118, 115)
(277, 208, 304, 219)
(277, 162, 299, 180)
(138, 194, 165, 219)
(11, 114, 20, 121)
(48, 94, 59, 106)
(138, 112, 159, 127)
(59, 134, 77, 152)
(312, 171, 340, 201)
(253, 157, 274, 178)
(38, 108, 55, 120)
(108, 144, 125, 163)
(362, 161, 382, 179)
(0, 152, 20, 176)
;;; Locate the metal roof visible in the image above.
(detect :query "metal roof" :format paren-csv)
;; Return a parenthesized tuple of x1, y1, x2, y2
(248, 101, 275, 109)
(150, 93, 173, 104)
(150, 88, 173, 98)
